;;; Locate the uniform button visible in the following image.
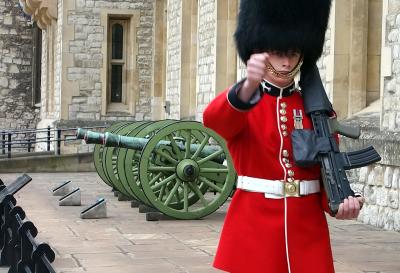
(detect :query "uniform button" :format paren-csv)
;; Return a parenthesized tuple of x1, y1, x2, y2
(281, 124, 287, 130)
(282, 158, 289, 163)
(285, 163, 292, 168)
(282, 150, 289, 157)
(280, 116, 288, 123)
(282, 131, 288, 137)
(287, 177, 294, 183)
(280, 102, 287, 108)
(279, 109, 287, 115)
(288, 170, 295, 177)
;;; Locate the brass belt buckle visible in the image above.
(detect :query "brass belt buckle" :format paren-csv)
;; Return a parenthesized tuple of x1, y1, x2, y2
(284, 180, 300, 197)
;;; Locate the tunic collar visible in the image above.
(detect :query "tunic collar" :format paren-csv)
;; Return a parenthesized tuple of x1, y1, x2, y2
(260, 79, 298, 97)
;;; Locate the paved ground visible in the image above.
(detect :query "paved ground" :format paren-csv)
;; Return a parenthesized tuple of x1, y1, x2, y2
(0, 172, 399, 273)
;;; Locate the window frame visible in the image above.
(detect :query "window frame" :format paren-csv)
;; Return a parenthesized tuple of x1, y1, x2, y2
(107, 18, 128, 111)
(32, 22, 42, 107)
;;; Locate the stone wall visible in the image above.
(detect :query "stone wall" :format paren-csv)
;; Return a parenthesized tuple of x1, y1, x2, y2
(318, 19, 333, 100)
(165, 0, 181, 119)
(54, 0, 63, 120)
(382, 1, 400, 132)
(0, 0, 38, 130)
(341, 0, 400, 232)
(65, 0, 154, 121)
(196, 0, 217, 121)
(341, 112, 400, 232)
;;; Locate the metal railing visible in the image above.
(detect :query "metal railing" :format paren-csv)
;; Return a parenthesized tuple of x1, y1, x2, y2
(0, 174, 56, 272)
(0, 126, 107, 158)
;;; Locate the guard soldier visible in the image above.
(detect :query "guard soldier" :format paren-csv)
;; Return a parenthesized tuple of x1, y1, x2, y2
(203, 0, 364, 272)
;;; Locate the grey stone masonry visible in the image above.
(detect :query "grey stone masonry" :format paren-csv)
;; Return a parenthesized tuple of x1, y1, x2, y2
(0, 0, 39, 130)
(318, 23, 332, 101)
(165, 0, 181, 119)
(341, 111, 400, 232)
(66, 0, 154, 121)
(382, 2, 400, 132)
(196, 0, 217, 121)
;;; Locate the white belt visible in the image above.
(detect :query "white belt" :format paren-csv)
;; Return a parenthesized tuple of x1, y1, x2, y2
(237, 176, 320, 199)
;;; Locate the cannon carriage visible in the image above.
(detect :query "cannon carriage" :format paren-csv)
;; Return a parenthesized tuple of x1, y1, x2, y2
(77, 120, 237, 220)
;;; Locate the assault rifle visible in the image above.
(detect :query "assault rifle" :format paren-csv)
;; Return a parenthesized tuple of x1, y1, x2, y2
(297, 65, 381, 215)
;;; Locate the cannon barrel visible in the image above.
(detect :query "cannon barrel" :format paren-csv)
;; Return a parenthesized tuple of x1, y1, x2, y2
(76, 129, 106, 145)
(77, 129, 225, 164)
(76, 128, 87, 140)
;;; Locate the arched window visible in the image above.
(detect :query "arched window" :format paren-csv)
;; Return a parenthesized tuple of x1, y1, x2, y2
(108, 20, 127, 104)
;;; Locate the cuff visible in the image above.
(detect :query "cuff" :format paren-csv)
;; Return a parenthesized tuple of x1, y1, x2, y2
(227, 79, 262, 111)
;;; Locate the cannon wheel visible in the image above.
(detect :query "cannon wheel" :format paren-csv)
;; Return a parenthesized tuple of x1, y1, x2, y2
(118, 120, 179, 206)
(139, 121, 236, 220)
(93, 122, 131, 188)
(102, 121, 149, 198)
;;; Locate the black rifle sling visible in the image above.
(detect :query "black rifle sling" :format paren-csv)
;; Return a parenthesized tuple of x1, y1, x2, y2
(300, 65, 333, 115)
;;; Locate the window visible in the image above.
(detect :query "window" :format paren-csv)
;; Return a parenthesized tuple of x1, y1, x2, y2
(108, 19, 128, 106)
(102, 12, 139, 116)
(32, 22, 42, 106)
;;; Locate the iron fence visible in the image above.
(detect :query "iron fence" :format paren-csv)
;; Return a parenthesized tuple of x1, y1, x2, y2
(0, 126, 107, 158)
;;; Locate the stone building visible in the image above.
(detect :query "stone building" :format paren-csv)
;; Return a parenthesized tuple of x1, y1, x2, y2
(13, 0, 400, 231)
(0, 0, 39, 130)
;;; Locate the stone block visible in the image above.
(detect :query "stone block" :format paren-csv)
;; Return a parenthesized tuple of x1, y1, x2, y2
(350, 183, 365, 195)
(364, 185, 376, 205)
(388, 189, 399, 209)
(71, 96, 87, 104)
(8, 64, 19, 74)
(377, 206, 386, 228)
(80, 104, 99, 113)
(394, 210, 400, 232)
(3, 15, 12, 25)
(69, 104, 79, 112)
(393, 168, 400, 189)
(382, 207, 394, 230)
(0, 27, 9, 34)
(0, 76, 8, 88)
(376, 187, 389, 207)
(396, 14, 400, 26)
(80, 80, 95, 90)
(384, 166, 394, 188)
(9, 79, 18, 89)
(86, 0, 94, 7)
(388, 29, 399, 42)
(358, 166, 371, 183)
(365, 205, 379, 226)
(394, 44, 400, 59)
(76, 112, 95, 120)
(367, 165, 383, 186)
(0, 88, 9, 96)
(88, 33, 103, 42)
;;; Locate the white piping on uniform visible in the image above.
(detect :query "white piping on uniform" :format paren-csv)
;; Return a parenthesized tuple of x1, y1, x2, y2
(276, 90, 292, 273)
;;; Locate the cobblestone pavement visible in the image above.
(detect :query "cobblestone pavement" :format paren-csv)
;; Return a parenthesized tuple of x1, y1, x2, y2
(0, 173, 399, 273)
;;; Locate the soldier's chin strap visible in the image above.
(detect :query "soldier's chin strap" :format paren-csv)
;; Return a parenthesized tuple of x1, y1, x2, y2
(265, 57, 304, 80)
(300, 64, 333, 115)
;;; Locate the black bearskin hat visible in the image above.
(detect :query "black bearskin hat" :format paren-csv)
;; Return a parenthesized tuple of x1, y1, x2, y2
(235, 0, 332, 69)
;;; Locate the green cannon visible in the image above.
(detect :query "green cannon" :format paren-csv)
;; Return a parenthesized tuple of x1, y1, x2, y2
(77, 120, 236, 220)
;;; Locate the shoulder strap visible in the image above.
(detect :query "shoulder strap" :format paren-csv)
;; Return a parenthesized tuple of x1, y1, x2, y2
(300, 64, 333, 115)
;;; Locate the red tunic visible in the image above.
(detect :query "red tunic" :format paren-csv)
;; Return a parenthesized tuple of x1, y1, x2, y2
(203, 82, 335, 273)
